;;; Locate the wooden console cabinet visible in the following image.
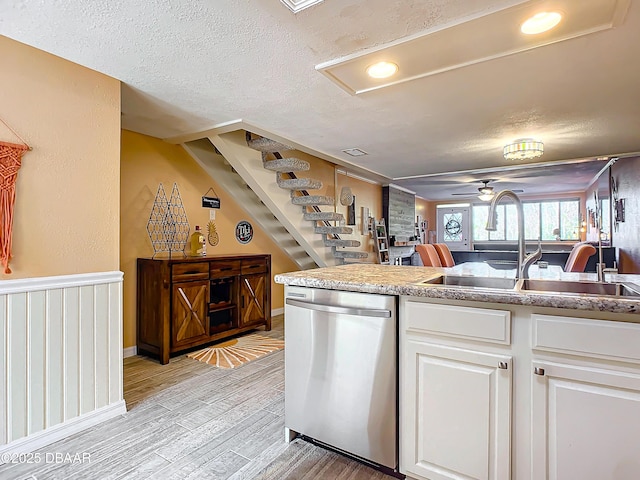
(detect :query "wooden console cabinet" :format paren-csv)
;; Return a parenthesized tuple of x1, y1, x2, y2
(137, 254, 271, 364)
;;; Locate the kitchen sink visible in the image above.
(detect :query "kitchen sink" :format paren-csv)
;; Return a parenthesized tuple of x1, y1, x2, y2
(485, 259, 518, 270)
(416, 275, 640, 298)
(519, 279, 640, 297)
(417, 275, 518, 290)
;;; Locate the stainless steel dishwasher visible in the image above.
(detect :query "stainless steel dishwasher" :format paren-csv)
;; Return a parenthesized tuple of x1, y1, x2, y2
(284, 285, 398, 470)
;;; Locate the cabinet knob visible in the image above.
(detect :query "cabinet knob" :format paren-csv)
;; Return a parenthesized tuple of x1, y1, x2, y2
(498, 361, 508, 370)
(534, 367, 545, 376)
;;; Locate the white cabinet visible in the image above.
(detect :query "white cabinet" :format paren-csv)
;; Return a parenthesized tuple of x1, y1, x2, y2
(401, 299, 640, 480)
(531, 361, 640, 480)
(530, 314, 640, 480)
(401, 299, 513, 480)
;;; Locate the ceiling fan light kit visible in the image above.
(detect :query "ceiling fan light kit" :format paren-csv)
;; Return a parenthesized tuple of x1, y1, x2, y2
(452, 179, 525, 201)
(478, 193, 495, 201)
(477, 180, 495, 201)
(503, 138, 544, 160)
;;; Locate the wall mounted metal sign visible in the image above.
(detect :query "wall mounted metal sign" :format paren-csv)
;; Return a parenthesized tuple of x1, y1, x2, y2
(347, 195, 356, 225)
(202, 187, 221, 208)
(235, 220, 253, 244)
(611, 176, 625, 231)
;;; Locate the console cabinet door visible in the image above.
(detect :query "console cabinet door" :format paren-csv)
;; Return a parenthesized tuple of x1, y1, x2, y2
(171, 280, 209, 347)
(402, 340, 512, 480)
(240, 273, 267, 327)
(531, 361, 640, 480)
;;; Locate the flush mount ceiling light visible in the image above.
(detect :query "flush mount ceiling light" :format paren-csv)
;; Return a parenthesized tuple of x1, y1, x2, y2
(366, 61, 398, 79)
(521, 11, 563, 34)
(503, 138, 544, 160)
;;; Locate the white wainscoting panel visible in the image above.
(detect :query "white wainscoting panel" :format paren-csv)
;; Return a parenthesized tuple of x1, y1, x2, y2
(0, 271, 125, 453)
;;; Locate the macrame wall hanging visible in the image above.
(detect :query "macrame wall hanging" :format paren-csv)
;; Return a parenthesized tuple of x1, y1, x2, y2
(0, 117, 31, 274)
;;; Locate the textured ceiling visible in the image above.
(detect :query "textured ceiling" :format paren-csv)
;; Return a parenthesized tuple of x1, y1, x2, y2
(2, 0, 639, 199)
(398, 158, 609, 201)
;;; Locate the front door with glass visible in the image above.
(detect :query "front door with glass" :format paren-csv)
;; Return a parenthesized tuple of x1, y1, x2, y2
(437, 206, 471, 251)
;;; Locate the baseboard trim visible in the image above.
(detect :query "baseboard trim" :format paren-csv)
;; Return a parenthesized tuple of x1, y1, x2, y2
(0, 400, 127, 458)
(272, 307, 284, 316)
(123, 346, 138, 358)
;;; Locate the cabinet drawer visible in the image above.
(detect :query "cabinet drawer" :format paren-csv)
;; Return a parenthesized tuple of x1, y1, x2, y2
(172, 262, 209, 282)
(210, 260, 241, 278)
(405, 301, 511, 345)
(241, 258, 268, 275)
(532, 314, 640, 363)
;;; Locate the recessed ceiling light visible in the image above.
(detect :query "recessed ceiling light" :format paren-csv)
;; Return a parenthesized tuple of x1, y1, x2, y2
(521, 12, 563, 35)
(366, 61, 398, 79)
(342, 148, 368, 157)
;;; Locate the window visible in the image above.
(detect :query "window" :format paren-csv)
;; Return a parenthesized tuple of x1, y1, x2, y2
(600, 198, 611, 241)
(472, 199, 580, 242)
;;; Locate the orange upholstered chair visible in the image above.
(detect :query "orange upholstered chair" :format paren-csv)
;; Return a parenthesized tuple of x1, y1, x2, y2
(564, 243, 597, 272)
(433, 244, 456, 267)
(416, 244, 442, 267)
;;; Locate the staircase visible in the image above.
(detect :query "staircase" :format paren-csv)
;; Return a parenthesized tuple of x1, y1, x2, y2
(182, 130, 368, 267)
(182, 138, 318, 270)
(245, 133, 368, 264)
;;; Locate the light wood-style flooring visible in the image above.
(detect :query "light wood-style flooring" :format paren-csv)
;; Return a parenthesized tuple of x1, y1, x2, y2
(0, 315, 397, 479)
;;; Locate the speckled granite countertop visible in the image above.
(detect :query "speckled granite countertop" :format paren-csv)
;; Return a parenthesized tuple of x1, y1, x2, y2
(275, 263, 640, 315)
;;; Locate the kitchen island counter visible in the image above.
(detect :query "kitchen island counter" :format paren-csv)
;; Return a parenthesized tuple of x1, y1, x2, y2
(275, 263, 640, 316)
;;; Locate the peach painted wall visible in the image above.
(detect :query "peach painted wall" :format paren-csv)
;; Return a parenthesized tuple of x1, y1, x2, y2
(415, 196, 436, 241)
(120, 130, 299, 348)
(336, 173, 383, 262)
(0, 36, 120, 278)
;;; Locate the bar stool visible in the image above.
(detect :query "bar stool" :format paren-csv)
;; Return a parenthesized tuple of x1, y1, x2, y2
(564, 243, 597, 272)
(433, 243, 455, 267)
(416, 244, 442, 267)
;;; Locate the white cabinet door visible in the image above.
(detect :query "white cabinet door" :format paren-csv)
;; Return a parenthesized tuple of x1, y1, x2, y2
(401, 340, 512, 480)
(531, 361, 640, 480)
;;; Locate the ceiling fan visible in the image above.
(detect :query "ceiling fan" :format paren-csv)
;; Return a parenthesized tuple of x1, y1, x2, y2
(451, 180, 523, 201)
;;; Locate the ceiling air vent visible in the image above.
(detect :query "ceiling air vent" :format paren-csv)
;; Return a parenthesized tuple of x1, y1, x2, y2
(280, 0, 324, 14)
(342, 148, 368, 157)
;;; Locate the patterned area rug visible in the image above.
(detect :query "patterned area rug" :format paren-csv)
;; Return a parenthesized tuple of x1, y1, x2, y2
(187, 333, 284, 368)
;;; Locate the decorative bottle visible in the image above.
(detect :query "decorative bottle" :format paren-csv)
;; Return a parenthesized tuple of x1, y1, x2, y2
(189, 226, 206, 256)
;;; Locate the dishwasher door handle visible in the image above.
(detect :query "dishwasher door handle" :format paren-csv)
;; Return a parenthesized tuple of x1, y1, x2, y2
(286, 298, 391, 318)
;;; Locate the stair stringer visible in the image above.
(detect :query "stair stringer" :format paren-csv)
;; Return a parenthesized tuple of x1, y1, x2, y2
(207, 131, 339, 267)
(182, 138, 319, 270)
